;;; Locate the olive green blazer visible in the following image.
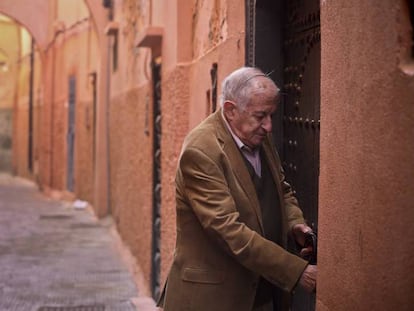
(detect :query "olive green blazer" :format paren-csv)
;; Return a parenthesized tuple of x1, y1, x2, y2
(160, 109, 308, 311)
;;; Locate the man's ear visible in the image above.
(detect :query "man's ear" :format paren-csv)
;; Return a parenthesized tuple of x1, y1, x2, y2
(223, 101, 236, 120)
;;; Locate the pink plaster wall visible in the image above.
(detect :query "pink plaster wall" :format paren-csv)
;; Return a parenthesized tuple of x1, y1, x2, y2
(318, 1, 414, 310)
(108, 85, 154, 287)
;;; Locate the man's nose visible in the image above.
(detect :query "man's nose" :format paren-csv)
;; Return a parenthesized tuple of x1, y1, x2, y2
(261, 115, 272, 132)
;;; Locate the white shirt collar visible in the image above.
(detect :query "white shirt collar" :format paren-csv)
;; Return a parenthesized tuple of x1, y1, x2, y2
(221, 111, 259, 155)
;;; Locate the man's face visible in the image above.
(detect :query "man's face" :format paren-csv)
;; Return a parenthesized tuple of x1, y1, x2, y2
(226, 98, 276, 149)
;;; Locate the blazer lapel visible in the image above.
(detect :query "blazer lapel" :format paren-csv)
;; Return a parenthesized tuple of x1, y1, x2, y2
(213, 110, 264, 233)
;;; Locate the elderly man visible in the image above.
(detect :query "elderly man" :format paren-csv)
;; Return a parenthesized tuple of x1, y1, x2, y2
(158, 67, 317, 311)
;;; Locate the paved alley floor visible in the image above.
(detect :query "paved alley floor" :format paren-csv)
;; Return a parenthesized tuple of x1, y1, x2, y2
(0, 174, 156, 311)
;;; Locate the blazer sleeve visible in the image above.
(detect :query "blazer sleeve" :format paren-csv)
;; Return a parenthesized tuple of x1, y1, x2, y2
(177, 146, 308, 292)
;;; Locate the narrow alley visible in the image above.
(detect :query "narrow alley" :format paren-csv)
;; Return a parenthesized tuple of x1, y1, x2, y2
(0, 173, 156, 311)
(0, 1, 413, 310)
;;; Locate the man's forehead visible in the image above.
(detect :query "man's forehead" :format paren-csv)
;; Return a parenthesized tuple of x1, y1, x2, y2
(247, 99, 277, 111)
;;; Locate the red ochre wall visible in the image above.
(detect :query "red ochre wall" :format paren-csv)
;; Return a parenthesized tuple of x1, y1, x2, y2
(318, 0, 414, 310)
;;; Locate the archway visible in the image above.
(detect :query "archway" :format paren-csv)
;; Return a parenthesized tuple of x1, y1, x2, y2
(0, 14, 41, 177)
(0, 1, 103, 209)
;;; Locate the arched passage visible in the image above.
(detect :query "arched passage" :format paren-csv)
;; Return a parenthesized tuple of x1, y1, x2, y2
(0, 2, 103, 211)
(0, 0, 49, 50)
(0, 14, 42, 177)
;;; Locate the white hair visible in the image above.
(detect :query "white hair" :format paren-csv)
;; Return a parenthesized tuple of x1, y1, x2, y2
(220, 67, 280, 110)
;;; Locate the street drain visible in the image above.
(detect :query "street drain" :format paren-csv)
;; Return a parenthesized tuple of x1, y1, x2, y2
(39, 214, 73, 220)
(70, 223, 100, 229)
(37, 305, 105, 311)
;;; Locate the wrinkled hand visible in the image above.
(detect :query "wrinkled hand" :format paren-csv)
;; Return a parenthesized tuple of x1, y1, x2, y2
(292, 223, 313, 246)
(299, 265, 317, 293)
(293, 223, 318, 264)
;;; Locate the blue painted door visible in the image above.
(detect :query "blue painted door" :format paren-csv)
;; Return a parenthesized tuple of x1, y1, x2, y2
(67, 76, 76, 192)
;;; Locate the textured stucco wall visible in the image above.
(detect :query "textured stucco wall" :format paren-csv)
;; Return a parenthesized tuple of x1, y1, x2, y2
(160, 65, 191, 285)
(318, 1, 414, 310)
(74, 98, 95, 204)
(109, 85, 154, 288)
(102, 0, 156, 289)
